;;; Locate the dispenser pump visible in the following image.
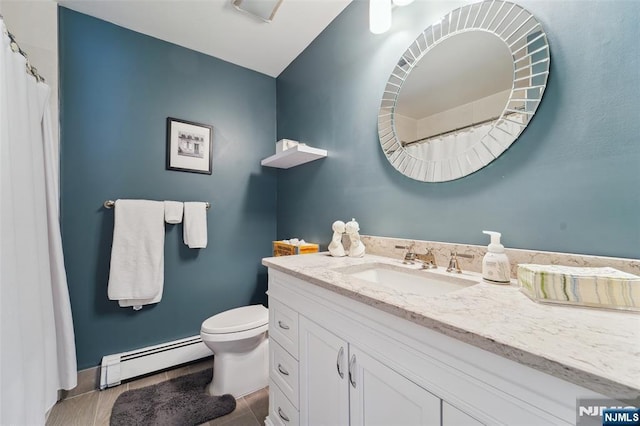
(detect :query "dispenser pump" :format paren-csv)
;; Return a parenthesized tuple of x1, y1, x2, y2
(483, 230, 504, 253)
(481, 230, 510, 284)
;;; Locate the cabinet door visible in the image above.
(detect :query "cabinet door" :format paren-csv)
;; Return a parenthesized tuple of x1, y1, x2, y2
(299, 316, 350, 426)
(442, 401, 484, 426)
(349, 347, 441, 426)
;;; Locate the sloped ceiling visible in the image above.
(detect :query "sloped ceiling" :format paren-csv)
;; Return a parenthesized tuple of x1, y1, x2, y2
(57, 0, 352, 77)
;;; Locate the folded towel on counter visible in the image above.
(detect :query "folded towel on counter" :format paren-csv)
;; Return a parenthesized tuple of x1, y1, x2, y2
(164, 201, 184, 224)
(183, 202, 208, 249)
(108, 199, 165, 309)
(518, 264, 640, 310)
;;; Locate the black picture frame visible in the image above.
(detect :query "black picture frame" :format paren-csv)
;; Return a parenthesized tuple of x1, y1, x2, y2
(166, 117, 213, 174)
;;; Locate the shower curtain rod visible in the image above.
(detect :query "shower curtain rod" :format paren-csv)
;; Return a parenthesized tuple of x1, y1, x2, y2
(402, 107, 527, 147)
(1, 14, 45, 83)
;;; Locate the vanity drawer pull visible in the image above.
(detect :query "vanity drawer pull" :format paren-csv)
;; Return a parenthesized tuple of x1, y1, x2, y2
(278, 320, 290, 330)
(278, 407, 290, 422)
(277, 363, 290, 376)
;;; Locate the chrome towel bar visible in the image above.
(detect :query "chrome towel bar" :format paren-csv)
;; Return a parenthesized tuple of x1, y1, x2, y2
(103, 200, 210, 209)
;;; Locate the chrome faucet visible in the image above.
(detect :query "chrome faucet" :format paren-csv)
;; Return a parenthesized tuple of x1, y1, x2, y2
(446, 251, 474, 273)
(395, 243, 416, 264)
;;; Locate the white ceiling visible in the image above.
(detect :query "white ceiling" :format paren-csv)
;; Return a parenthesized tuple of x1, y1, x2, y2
(397, 31, 513, 119)
(57, 0, 352, 77)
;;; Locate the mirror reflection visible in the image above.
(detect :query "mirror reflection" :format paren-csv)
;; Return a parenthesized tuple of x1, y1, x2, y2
(378, 0, 550, 182)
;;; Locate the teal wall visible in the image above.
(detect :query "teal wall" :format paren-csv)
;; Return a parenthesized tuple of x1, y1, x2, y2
(59, 8, 277, 369)
(276, 0, 640, 259)
(60, 1, 639, 368)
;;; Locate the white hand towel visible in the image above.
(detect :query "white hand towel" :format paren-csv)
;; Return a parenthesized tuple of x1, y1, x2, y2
(164, 201, 184, 224)
(183, 202, 208, 249)
(108, 199, 165, 308)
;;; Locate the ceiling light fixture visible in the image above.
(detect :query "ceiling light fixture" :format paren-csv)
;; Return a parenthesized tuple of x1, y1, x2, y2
(370, 0, 414, 34)
(369, 0, 392, 35)
(392, 0, 415, 6)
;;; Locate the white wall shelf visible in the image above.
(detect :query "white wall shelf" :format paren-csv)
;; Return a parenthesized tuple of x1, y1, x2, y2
(261, 144, 327, 169)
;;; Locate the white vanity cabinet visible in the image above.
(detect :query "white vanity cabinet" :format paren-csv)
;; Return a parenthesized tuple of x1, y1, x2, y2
(299, 317, 441, 425)
(266, 268, 602, 426)
(268, 299, 301, 426)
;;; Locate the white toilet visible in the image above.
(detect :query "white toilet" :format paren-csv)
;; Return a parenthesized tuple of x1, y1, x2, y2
(200, 304, 269, 397)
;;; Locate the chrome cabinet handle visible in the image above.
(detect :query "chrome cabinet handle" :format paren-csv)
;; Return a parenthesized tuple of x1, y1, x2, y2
(278, 407, 290, 422)
(277, 363, 289, 376)
(336, 346, 344, 379)
(278, 320, 290, 330)
(348, 354, 356, 388)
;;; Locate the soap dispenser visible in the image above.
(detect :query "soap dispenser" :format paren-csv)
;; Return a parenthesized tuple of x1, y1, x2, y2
(482, 231, 510, 284)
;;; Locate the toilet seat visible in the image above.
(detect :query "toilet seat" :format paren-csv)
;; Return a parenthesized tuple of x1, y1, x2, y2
(201, 304, 268, 334)
(200, 323, 268, 343)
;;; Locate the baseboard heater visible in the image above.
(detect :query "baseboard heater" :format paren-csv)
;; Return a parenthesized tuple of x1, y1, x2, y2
(100, 335, 211, 389)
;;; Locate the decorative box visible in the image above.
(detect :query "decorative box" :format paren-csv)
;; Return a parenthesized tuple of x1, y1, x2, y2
(517, 264, 640, 312)
(272, 241, 319, 257)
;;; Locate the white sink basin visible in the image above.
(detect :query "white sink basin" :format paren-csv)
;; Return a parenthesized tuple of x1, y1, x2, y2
(338, 263, 478, 297)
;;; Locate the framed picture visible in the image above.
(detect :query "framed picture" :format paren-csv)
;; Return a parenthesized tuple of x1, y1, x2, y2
(166, 117, 213, 174)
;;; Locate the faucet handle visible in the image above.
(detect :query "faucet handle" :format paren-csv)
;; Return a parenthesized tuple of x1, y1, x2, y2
(452, 250, 474, 259)
(446, 250, 473, 273)
(395, 242, 415, 251)
(446, 254, 461, 273)
(396, 242, 416, 264)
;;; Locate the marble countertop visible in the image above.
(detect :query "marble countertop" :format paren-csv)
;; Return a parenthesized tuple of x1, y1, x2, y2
(262, 252, 640, 401)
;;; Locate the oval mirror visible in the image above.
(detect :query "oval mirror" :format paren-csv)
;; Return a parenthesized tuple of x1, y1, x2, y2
(378, 0, 550, 182)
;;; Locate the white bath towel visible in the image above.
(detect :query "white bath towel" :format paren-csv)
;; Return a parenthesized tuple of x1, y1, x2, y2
(108, 199, 165, 308)
(164, 201, 184, 224)
(118, 291, 163, 310)
(183, 202, 208, 249)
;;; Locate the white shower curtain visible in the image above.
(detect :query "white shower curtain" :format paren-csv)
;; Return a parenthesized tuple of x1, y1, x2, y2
(405, 122, 495, 161)
(405, 118, 525, 162)
(0, 19, 77, 425)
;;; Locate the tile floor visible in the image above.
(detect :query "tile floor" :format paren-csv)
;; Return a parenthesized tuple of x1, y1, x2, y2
(46, 359, 269, 426)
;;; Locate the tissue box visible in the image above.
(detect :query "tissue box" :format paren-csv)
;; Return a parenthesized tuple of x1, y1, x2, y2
(276, 139, 299, 153)
(517, 264, 640, 312)
(272, 241, 319, 257)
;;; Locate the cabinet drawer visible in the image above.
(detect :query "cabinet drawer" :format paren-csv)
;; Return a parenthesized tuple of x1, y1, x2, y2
(270, 379, 299, 426)
(270, 299, 299, 358)
(270, 340, 299, 408)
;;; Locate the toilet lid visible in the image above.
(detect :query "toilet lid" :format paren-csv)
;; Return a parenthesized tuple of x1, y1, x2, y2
(201, 305, 268, 334)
